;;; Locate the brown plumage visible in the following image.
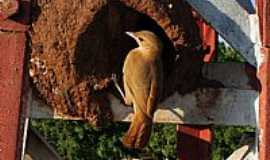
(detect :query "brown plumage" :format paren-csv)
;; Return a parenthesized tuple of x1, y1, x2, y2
(122, 30, 163, 149)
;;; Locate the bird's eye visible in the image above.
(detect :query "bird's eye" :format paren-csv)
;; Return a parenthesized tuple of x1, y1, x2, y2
(138, 37, 144, 41)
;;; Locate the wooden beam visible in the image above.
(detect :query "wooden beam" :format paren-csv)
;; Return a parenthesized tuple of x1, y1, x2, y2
(185, 0, 258, 66)
(177, 125, 213, 160)
(257, 1, 270, 159)
(0, 27, 29, 160)
(30, 88, 257, 126)
(227, 144, 255, 160)
(29, 62, 258, 126)
(202, 62, 258, 90)
(25, 128, 62, 160)
(257, 0, 270, 47)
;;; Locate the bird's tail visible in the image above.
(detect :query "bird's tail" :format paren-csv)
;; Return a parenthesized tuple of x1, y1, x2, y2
(122, 110, 153, 149)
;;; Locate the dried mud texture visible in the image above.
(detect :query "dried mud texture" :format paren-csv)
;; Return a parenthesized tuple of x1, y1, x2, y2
(0, 0, 17, 18)
(29, 0, 203, 126)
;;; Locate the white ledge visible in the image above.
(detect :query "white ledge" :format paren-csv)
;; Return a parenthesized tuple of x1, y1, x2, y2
(29, 62, 258, 126)
(30, 88, 258, 126)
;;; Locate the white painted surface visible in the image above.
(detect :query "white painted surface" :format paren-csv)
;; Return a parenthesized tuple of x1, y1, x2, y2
(227, 144, 256, 160)
(30, 88, 258, 126)
(29, 62, 258, 126)
(186, 0, 258, 66)
(154, 88, 257, 126)
(202, 62, 256, 90)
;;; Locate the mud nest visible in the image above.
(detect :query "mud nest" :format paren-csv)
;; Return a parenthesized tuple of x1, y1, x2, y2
(29, 0, 203, 127)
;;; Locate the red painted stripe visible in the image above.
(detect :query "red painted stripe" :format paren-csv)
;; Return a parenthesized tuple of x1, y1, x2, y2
(0, 32, 26, 160)
(258, 47, 270, 160)
(257, 0, 270, 160)
(201, 24, 217, 62)
(0, 1, 30, 159)
(177, 125, 213, 160)
(257, 0, 270, 47)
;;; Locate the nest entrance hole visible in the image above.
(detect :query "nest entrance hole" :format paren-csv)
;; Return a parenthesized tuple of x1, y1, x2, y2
(74, 1, 175, 80)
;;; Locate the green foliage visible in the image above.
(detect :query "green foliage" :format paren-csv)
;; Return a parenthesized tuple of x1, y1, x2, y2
(146, 124, 177, 159)
(31, 120, 176, 159)
(31, 119, 255, 160)
(212, 126, 255, 160)
(31, 120, 130, 160)
(216, 42, 245, 63)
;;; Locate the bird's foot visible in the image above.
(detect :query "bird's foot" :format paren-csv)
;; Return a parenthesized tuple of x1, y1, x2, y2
(124, 97, 132, 106)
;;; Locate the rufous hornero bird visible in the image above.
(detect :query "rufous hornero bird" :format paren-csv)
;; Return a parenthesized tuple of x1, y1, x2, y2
(112, 30, 163, 149)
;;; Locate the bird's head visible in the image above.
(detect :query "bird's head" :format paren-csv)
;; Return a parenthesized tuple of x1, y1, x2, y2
(125, 30, 163, 53)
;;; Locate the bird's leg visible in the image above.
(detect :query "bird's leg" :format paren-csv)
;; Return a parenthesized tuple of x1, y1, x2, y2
(111, 73, 129, 104)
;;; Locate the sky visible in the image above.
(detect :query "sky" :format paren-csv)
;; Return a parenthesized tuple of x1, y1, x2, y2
(251, 0, 256, 7)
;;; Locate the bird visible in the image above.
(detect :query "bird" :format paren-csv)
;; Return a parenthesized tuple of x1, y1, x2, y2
(121, 30, 163, 149)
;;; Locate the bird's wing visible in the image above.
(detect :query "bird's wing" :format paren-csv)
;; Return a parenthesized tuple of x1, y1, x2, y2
(123, 72, 133, 105)
(123, 50, 157, 117)
(147, 59, 163, 115)
(123, 51, 137, 105)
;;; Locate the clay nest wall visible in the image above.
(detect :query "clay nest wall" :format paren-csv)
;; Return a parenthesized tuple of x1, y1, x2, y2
(29, 0, 203, 127)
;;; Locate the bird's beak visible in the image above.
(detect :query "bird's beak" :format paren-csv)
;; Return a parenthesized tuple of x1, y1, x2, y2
(125, 31, 136, 39)
(126, 32, 140, 45)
